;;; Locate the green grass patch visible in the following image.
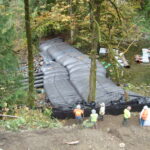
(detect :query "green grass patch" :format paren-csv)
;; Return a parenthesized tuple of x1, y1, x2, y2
(0, 107, 61, 131)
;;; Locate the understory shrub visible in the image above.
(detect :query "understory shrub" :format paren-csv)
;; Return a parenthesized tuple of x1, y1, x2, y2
(0, 107, 61, 131)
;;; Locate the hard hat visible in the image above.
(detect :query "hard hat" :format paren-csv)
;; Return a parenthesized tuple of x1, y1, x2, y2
(101, 103, 105, 107)
(91, 109, 96, 114)
(127, 106, 131, 110)
(143, 105, 148, 109)
(76, 104, 81, 109)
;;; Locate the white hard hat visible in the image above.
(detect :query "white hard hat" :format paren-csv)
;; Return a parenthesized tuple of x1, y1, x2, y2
(127, 106, 131, 110)
(91, 109, 96, 114)
(76, 104, 81, 109)
(101, 103, 105, 107)
(143, 105, 148, 109)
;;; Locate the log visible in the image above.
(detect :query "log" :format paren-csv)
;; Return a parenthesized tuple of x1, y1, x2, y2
(0, 114, 20, 118)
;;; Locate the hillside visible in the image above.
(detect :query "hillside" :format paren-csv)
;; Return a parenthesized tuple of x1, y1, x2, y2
(0, 114, 150, 150)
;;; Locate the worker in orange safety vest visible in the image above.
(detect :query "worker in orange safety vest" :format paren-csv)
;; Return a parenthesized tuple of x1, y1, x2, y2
(140, 105, 149, 127)
(73, 104, 84, 124)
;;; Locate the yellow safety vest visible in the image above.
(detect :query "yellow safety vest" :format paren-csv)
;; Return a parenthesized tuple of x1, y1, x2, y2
(90, 114, 98, 122)
(124, 109, 131, 119)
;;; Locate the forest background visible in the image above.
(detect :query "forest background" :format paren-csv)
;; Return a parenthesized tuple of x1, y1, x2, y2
(0, 0, 150, 119)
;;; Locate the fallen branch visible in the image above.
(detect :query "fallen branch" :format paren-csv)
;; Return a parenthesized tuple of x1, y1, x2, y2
(0, 114, 20, 118)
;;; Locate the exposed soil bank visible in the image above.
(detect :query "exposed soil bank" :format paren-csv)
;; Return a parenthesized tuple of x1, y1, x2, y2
(0, 114, 150, 150)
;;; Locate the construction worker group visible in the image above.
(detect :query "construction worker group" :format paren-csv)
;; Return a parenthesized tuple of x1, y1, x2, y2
(122, 105, 150, 127)
(73, 103, 150, 128)
(73, 103, 105, 128)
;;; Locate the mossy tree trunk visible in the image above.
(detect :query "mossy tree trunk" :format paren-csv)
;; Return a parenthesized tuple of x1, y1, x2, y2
(24, 0, 34, 107)
(68, 0, 75, 44)
(88, 49, 97, 102)
(88, 0, 102, 102)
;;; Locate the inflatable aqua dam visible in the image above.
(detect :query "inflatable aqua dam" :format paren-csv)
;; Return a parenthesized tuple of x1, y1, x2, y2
(39, 38, 150, 119)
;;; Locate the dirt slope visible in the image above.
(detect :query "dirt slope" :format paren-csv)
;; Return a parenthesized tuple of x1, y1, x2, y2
(0, 114, 150, 150)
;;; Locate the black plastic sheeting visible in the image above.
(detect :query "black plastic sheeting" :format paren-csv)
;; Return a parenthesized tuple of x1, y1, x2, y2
(41, 62, 82, 110)
(52, 95, 150, 119)
(39, 38, 150, 118)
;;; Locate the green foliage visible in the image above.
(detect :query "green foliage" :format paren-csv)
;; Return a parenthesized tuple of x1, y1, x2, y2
(0, 107, 61, 131)
(31, 1, 70, 40)
(0, 1, 27, 108)
(30, 0, 141, 51)
(0, 117, 26, 131)
(43, 108, 52, 117)
(136, 0, 150, 36)
(0, 0, 149, 112)
(30, 0, 56, 13)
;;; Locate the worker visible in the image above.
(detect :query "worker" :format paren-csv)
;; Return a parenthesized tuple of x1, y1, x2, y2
(122, 106, 131, 126)
(99, 103, 105, 121)
(90, 109, 98, 129)
(139, 105, 149, 127)
(73, 104, 84, 124)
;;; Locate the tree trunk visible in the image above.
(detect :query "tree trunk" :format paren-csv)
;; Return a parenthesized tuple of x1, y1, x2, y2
(88, 50, 97, 102)
(88, 0, 101, 102)
(24, 0, 34, 107)
(68, 0, 75, 44)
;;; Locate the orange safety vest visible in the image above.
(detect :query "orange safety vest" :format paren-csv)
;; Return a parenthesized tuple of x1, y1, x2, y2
(73, 109, 84, 117)
(141, 109, 148, 120)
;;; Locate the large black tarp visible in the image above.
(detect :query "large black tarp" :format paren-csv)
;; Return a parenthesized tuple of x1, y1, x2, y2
(39, 38, 150, 118)
(41, 62, 83, 110)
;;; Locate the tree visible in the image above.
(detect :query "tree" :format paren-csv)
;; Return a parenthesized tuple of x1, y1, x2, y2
(30, 0, 142, 103)
(88, 0, 102, 102)
(0, 0, 27, 108)
(137, 0, 150, 34)
(24, 0, 34, 107)
(88, 0, 141, 101)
